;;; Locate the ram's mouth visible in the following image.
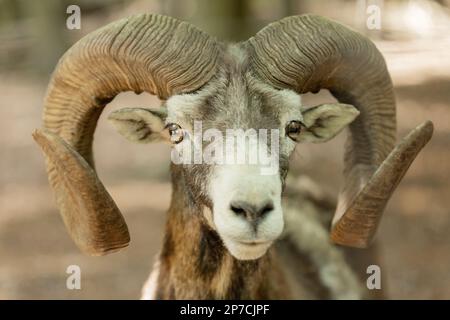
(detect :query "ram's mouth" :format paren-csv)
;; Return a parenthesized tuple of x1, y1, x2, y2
(221, 236, 273, 260)
(237, 240, 269, 246)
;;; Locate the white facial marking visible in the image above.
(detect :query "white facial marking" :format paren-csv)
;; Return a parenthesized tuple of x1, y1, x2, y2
(140, 260, 160, 300)
(210, 164, 283, 260)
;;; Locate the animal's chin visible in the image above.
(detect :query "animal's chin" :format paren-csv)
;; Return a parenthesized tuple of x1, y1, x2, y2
(221, 236, 273, 261)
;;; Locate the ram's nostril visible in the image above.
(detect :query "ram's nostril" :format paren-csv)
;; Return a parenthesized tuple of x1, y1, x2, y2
(260, 202, 274, 216)
(230, 204, 246, 216)
(230, 200, 274, 219)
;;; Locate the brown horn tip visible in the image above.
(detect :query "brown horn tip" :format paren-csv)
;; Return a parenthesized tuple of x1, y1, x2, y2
(330, 120, 434, 248)
(32, 129, 130, 256)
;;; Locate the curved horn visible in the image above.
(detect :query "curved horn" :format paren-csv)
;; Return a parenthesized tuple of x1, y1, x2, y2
(32, 14, 220, 255)
(330, 120, 433, 247)
(246, 14, 433, 247)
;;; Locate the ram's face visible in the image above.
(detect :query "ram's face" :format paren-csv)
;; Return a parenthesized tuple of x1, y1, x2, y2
(164, 75, 302, 260)
(109, 62, 359, 261)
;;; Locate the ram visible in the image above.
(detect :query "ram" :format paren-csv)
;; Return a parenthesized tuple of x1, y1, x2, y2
(33, 13, 433, 299)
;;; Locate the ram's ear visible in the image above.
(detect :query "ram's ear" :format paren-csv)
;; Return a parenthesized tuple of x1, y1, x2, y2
(298, 103, 360, 143)
(108, 107, 168, 143)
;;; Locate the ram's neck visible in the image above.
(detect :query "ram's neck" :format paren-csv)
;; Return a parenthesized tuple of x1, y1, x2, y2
(153, 166, 288, 299)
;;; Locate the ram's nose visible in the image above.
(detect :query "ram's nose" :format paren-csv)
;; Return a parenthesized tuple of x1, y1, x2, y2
(229, 200, 274, 224)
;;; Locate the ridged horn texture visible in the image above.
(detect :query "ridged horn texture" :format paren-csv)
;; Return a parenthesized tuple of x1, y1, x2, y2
(330, 120, 433, 247)
(247, 14, 432, 247)
(33, 14, 220, 256)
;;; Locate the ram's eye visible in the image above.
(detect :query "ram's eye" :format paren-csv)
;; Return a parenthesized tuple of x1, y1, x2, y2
(286, 120, 304, 141)
(166, 123, 184, 144)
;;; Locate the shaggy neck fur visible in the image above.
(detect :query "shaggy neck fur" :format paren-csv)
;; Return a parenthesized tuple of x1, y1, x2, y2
(154, 165, 289, 299)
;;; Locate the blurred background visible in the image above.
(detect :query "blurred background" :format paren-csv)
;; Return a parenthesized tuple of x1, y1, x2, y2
(0, 0, 449, 299)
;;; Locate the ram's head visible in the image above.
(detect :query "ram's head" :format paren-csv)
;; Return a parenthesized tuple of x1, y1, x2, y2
(33, 14, 433, 259)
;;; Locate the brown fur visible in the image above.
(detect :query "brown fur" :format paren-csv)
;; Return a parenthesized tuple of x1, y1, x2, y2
(154, 164, 290, 299)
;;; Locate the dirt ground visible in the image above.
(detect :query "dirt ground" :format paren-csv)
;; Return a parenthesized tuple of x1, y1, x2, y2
(0, 36, 449, 299)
